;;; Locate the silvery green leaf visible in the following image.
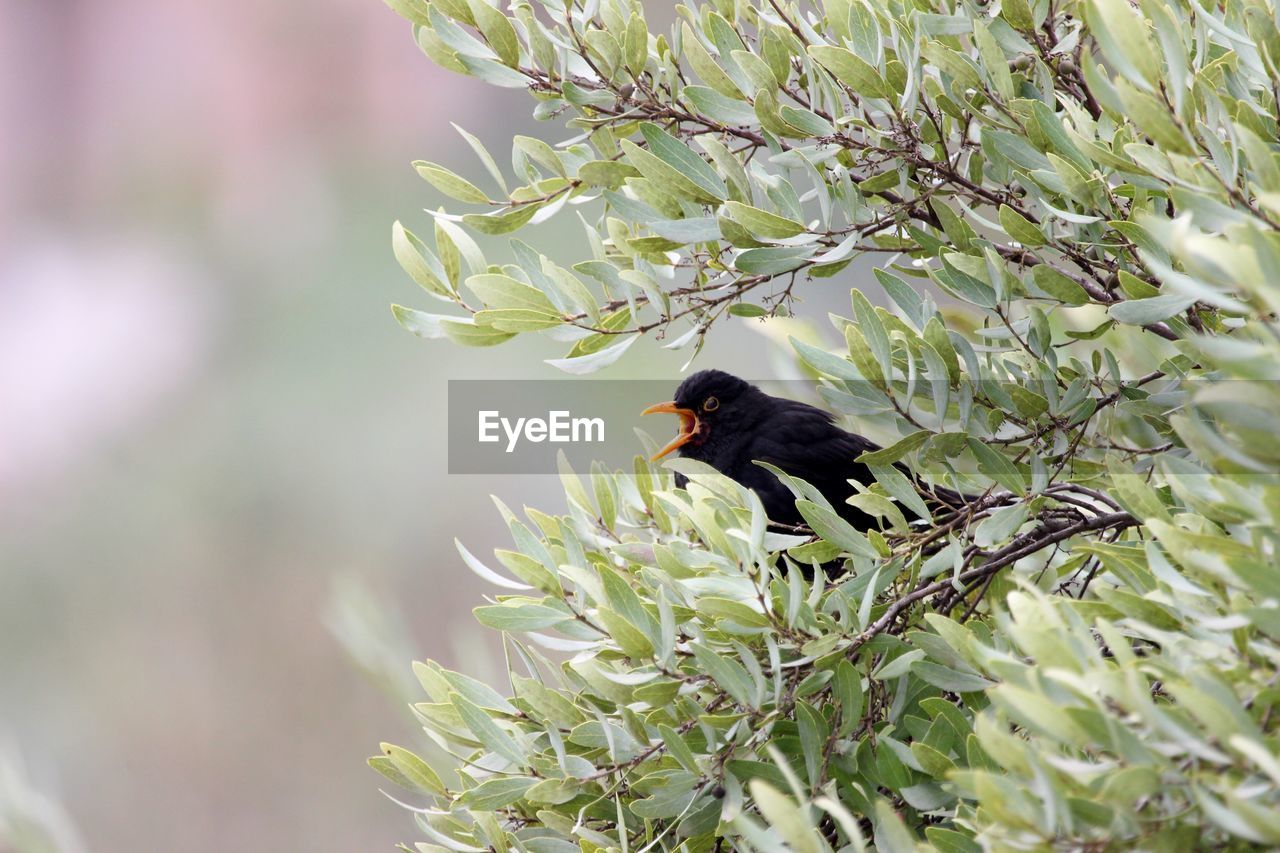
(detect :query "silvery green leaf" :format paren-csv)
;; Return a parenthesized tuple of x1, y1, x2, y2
(1107, 294, 1196, 325)
(1086, 0, 1158, 89)
(790, 336, 863, 381)
(649, 217, 722, 243)
(473, 601, 573, 632)
(545, 335, 637, 374)
(640, 123, 728, 201)
(968, 438, 1025, 495)
(732, 246, 809, 274)
(974, 502, 1028, 547)
(456, 539, 532, 590)
(391, 305, 451, 338)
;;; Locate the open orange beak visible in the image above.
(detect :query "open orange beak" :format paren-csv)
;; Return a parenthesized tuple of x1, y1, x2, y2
(641, 401, 699, 461)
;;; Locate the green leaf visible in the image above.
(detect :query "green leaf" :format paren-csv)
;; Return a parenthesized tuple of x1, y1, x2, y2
(998, 205, 1047, 247)
(413, 160, 490, 203)
(833, 660, 864, 736)
(415, 24, 467, 75)
(439, 317, 517, 347)
(845, 324, 887, 389)
(873, 799, 919, 852)
(967, 438, 1025, 495)
(473, 601, 572, 631)
(916, 655, 993, 691)
(924, 317, 961, 383)
(859, 169, 901, 194)
(1086, 0, 1158, 88)
(466, 0, 520, 67)
(622, 140, 723, 204)
(926, 827, 981, 853)
(1116, 270, 1159, 299)
(514, 135, 565, 177)
(690, 642, 756, 707)
(597, 607, 654, 658)
(1116, 81, 1192, 155)
(432, 661, 521, 714)
(601, 568, 661, 646)
(391, 304, 448, 338)
(462, 203, 541, 234)
(856, 431, 932, 465)
(578, 160, 641, 189)
(371, 744, 446, 795)
(975, 501, 1029, 546)
(545, 335, 638, 374)
(938, 253, 998, 309)
(1064, 318, 1114, 340)
(755, 86, 804, 137)
(452, 122, 506, 192)
(430, 0, 474, 25)
(1109, 462, 1172, 523)
(1029, 265, 1089, 306)
(808, 45, 889, 99)
(467, 273, 559, 313)
(452, 694, 527, 766)
(791, 337, 864, 382)
(456, 776, 538, 810)
(796, 701, 827, 787)
(639, 123, 728, 201)
(749, 781, 822, 853)
(795, 500, 879, 558)
(624, 13, 648, 75)
(1108, 294, 1195, 325)
(436, 217, 483, 286)
(1009, 385, 1048, 419)
(724, 201, 806, 238)
(851, 288, 891, 375)
(1031, 101, 1092, 173)
(982, 129, 1053, 172)
(876, 649, 925, 680)
(868, 464, 932, 521)
(1001, 0, 1036, 30)
(473, 307, 560, 331)
(681, 22, 742, 99)
(659, 724, 701, 773)
(735, 246, 811, 274)
(382, 0, 431, 26)
(910, 741, 956, 778)
(683, 85, 759, 125)
(973, 21, 1013, 100)
(392, 221, 453, 298)
(779, 105, 834, 136)
(731, 48, 780, 92)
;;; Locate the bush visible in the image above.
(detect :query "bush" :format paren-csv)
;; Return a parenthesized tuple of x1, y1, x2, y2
(372, 0, 1280, 849)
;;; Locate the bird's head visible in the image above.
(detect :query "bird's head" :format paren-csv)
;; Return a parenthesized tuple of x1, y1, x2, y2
(641, 370, 761, 462)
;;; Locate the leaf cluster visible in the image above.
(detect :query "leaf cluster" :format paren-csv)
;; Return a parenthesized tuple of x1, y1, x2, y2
(373, 0, 1280, 848)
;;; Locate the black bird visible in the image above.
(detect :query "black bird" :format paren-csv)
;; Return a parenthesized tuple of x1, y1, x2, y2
(642, 370, 967, 530)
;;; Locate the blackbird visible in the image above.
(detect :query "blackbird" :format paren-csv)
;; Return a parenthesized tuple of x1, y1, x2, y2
(642, 370, 967, 530)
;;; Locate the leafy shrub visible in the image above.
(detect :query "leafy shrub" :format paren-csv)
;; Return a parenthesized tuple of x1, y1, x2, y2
(372, 0, 1280, 849)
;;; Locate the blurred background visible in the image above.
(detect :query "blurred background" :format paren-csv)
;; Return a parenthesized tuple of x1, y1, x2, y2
(0, 2, 839, 849)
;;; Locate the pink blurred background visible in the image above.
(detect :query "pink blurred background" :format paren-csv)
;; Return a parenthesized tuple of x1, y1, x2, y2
(0, 2, 791, 849)
(0, 2, 552, 849)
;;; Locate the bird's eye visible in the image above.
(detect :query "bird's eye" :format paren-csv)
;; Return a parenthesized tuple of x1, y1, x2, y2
(703, 396, 719, 412)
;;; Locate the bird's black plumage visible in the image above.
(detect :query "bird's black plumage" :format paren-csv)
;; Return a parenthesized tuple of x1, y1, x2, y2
(646, 370, 966, 529)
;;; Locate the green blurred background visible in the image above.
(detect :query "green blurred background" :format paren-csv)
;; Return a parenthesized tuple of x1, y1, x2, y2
(0, 2, 827, 849)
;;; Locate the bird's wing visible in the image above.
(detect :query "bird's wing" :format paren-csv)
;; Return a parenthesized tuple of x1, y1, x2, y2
(744, 401, 976, 519)
(743, 402, 880, 485)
